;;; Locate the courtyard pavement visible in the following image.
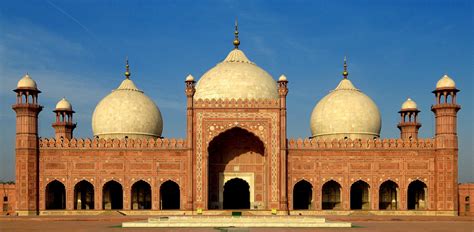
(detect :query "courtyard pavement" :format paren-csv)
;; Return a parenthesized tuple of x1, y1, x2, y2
(0, 215, 472, 232)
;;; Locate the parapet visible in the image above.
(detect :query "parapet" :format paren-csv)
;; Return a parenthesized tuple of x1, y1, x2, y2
(194, 98, 280, 109)
(39, 137, 187, 149)
(288, 137, 434, 150)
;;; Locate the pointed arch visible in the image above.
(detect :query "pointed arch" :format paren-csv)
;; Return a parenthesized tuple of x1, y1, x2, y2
(293, 180, 313, 210)
(350, 180, 370, 210)
(408, 180, 427, 210)
(322, 180, 341, 210)
(223, 178, 250, 209)
(102, 180, 123, 210)
(45, 180, 66, 210)
(74, 180, 94, 210)
(131, 180, 151, 210)
(207, 126, 265, 209)
(160, 180, 180, 210)
(379, 180, 398, 210)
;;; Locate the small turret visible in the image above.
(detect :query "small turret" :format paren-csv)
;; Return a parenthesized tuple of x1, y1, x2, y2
(397, 98, 421, 140)
(52, 97, 76, 140)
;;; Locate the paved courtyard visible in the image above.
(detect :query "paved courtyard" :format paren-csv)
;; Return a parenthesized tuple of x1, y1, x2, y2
(0, 216, 472, 232)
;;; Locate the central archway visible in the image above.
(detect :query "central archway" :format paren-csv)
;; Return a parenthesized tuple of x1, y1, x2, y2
(223, 178, 250, 209)
(207, 127, 265, 210)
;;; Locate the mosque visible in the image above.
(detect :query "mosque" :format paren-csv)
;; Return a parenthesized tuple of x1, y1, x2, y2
(5, 24, 470, 216)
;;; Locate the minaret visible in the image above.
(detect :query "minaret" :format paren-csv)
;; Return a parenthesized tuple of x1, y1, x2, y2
(431, 74, 461, 149)
(397, 98, 421, 140)
(52, 98, 76, 140)
(278, 74, 289, 210)
(12, 73, 43, 215)
(185, 74, 195, 210)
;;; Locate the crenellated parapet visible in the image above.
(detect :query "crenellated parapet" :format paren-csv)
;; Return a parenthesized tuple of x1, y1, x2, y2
(39, 137, 188, 149)
(287, 137, 434, 150)
(194, 98, 280, 109)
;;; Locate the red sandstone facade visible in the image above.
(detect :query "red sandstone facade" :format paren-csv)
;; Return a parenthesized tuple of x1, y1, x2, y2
(458, 183, 474, 216)
(9, 73, 465, 216)
(1, 183, 16, 215)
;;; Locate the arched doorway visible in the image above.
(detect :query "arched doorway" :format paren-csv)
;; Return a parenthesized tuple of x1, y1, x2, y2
(322, 180, 341, 210)
(379, 180, 398, 210)
(74, 180, 94, 210)
(45, 180, 66, 210)
(160, 180, 180, 210)
(207, 127, 265, 210)
(102, 181, 123, 210)
(131, 180, 151, 210)
(293, 180, 312, 210)
(407, 180, 427, 210)
(223, 178, 250, 209)
(350, 180, 370, 210)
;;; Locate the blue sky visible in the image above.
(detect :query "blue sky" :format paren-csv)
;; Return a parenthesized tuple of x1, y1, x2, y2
(0, 0, 472, 182)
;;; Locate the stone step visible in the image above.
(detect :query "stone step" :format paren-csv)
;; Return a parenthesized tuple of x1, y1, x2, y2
(125, 216, 351, 228)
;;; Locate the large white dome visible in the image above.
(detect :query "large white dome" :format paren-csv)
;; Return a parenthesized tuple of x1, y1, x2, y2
(194, 49, 278, 100)
(92, 77, 163, 139)
(310, 78, 382, 140)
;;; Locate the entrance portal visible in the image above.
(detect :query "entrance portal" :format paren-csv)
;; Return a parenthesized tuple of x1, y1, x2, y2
(223, 178, 250, 209)
(350, 180, 370, 210)
(207, 127, 265, 210)
(293, 180, 312, 210)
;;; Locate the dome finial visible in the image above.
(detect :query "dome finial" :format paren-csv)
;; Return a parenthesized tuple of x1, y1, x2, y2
(342, 56, 349, 79)
(125, 57, 131, 79)
(233, 19, 240, 49)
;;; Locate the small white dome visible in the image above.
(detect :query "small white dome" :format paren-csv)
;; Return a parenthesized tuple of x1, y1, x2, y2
(186, 74, 194, 82)
(55, 98, 72, 111)
(17, 74, 37, 89)
(194, 49, 278, 100)
(92, 78, 163, 139)
(401, 98, 417, 110)
(436, 74, 456, 89)
(310, 78, 382, 140)
(279, 75, 287, 82)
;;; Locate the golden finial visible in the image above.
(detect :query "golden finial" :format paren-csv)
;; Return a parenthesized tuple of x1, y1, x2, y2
(125, 57, 131, 79)
(342, 56, 348, 79)
(233, 19, 240, 49)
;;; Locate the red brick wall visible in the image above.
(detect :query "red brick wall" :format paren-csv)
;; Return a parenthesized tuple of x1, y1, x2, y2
(1, 183, 16, 215)
(458, 183, 474, 216)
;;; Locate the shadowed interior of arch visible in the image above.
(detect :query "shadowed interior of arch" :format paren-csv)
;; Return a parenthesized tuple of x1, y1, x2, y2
(322, 180, 341, 210)
(379, 180, 398, 210)
(102, 180, 123, 210)
(45, 180, 66, 210)
(350, 180, 370, 210)
(293, 180, 313, 210)
(223, 178, 250, 209)
(131, 180, 151, 210)
(74, 180, 94, 210)
(160, 180, 180, 210)
(408, 180, 427, 210)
